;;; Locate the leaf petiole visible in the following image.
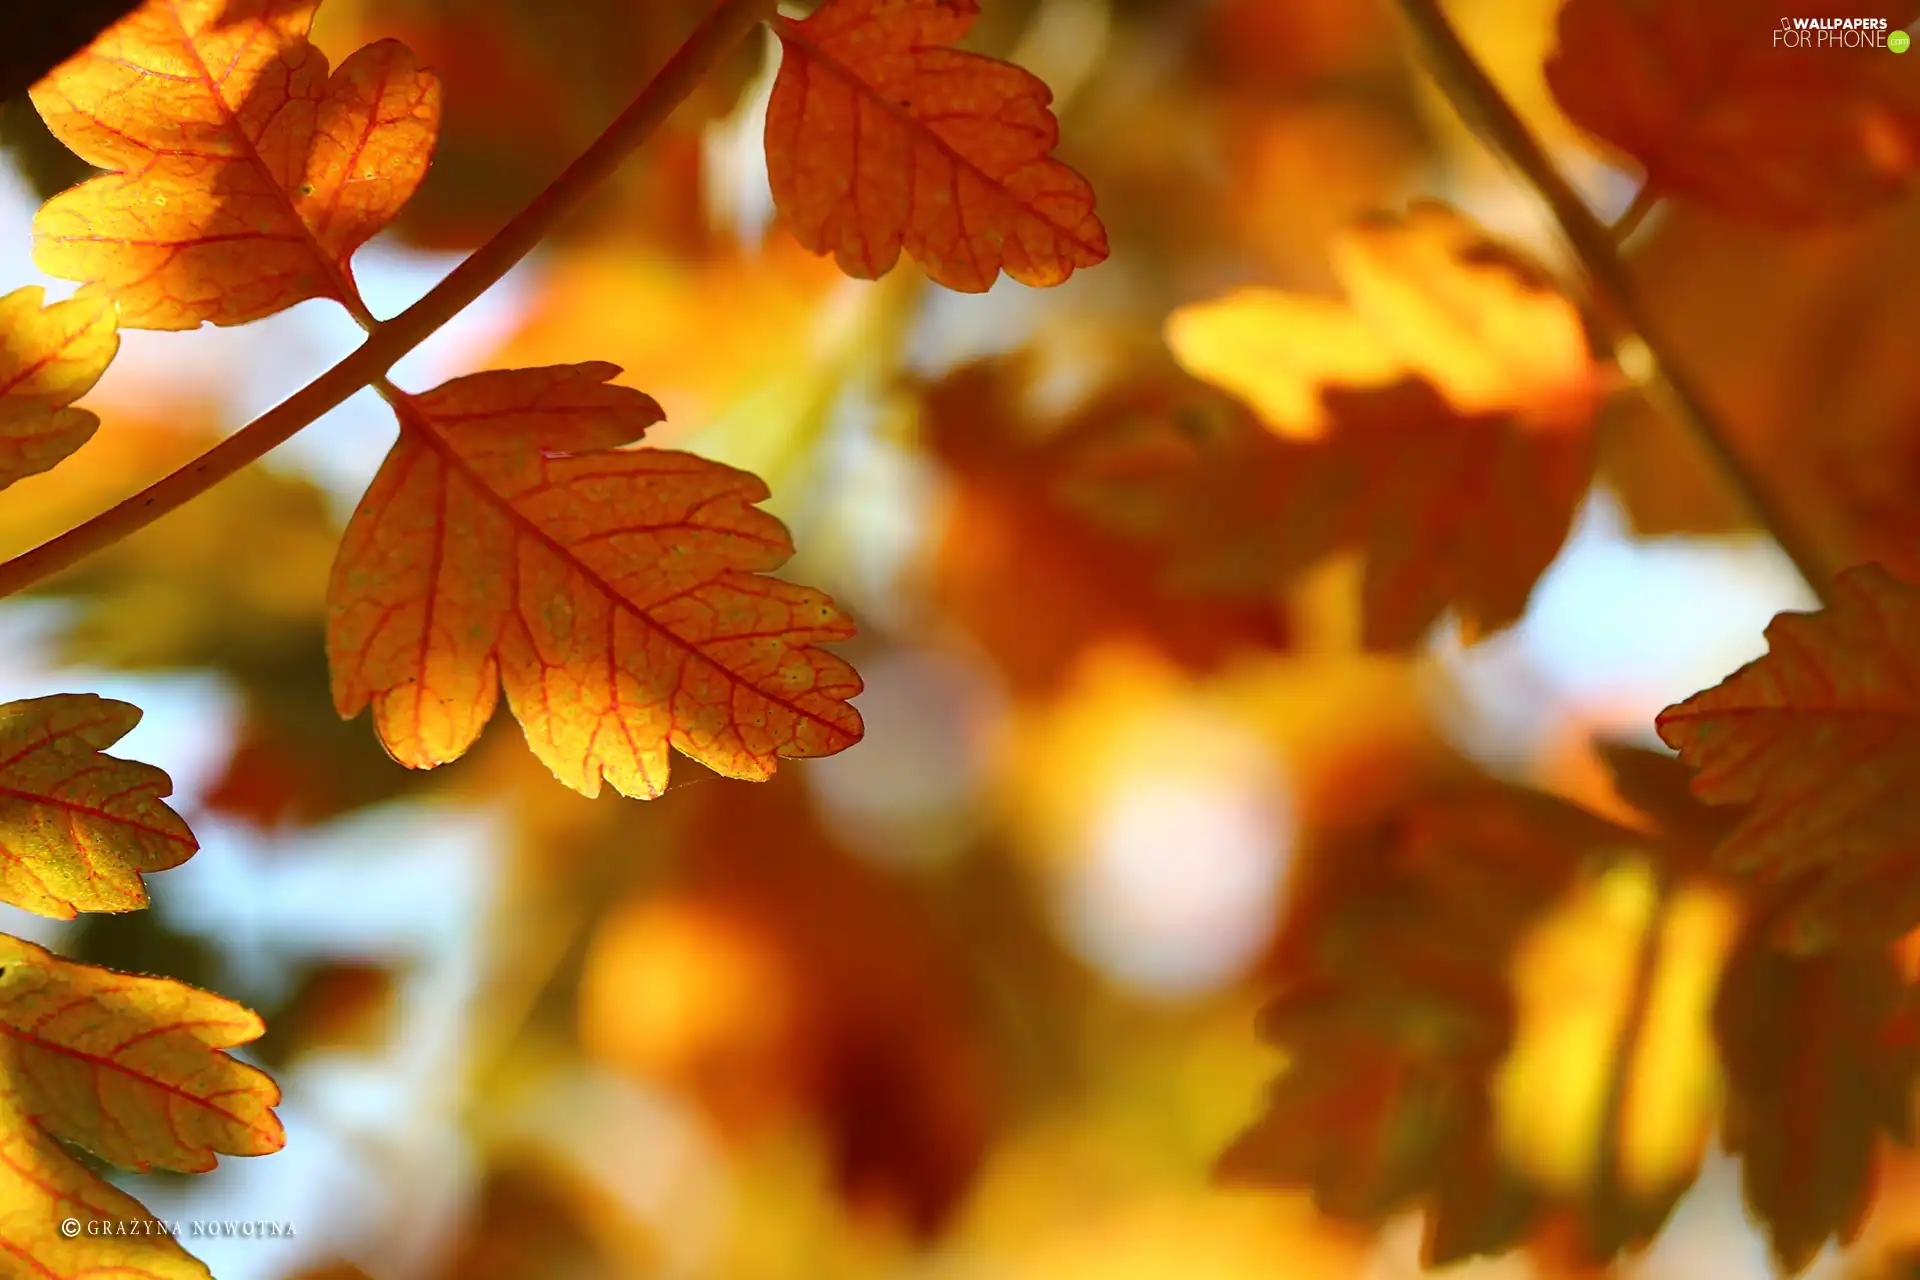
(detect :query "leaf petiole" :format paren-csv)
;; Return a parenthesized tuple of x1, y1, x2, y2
(1608, 184, 1660, 246)
(0, 0, 780, 601)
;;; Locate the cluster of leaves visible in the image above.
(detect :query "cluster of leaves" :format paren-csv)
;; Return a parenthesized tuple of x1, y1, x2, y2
(3, 0, 1920, 1275)
(0, 0, 1114, 1270)
(1157, 1, 1920, 1273)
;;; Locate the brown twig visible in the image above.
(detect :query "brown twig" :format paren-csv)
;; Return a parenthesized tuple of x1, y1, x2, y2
(0, 0, 780, 599)
(1608, 184, 1660, 245)
(1393, 0, 1834, 605)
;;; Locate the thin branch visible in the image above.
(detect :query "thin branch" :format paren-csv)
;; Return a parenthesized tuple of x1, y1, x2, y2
(1608, 184, 1659, 246)
(1393, 0, 1834, 605)
(0, 0, 780, 601)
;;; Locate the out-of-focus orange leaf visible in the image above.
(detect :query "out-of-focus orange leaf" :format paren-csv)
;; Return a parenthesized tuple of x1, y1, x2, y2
(427, 1153, 660, 1280)
(1214, 100, 1424, 290)
(1545, 0, 1920, 226)
(1226, 784, 1617, 1265)
(328, 363, 864, 799)
(1592, 741, 1746, 860)
(1319, 379, 1594, 649)
(581, 893, 805, 1137)
(255, 959, 400, 1066)
(1713, 930, 1920, 1273)
(1166, 203, 1602, 648)
(1599, 199, 1920, 585)
(482, 235, 845, 445)
(765, 0, 1108, 292)
(1233, 773, 1755, 1267)
(1656, 564, 1920, 953)
(0, 285, 116, 491)
(325, 0, 733, 252)
(0, 693, 196, 919)
(582, 772, 998, 1239)
(30, 0, 441, 329)
(0, 932, 284, 1172)
(1166, 200, 1605, 439)
(1200, 0, 1396, 91)
(997, 1191, 1370, 1280)
(921, 354, 1294, 692)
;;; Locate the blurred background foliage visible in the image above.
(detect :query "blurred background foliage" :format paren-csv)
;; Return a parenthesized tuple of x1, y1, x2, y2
(1, 0, 1917, 1277)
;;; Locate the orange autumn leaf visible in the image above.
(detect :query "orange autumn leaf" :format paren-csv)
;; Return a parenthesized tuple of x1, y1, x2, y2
(1712, 932, 1920, 1273)
(1166, 204, 1603, 648)
(327, 363, 864, 800)
(921, 353, 1296, 692)
(1320, 379, 1593, 650)
(1224, 784, 1606, 1265)
(765, 0, 1109, 293)
(1545, 0, 1920, 226)
(0, 693, 197, 919)
(1233, 777, 1744, 1269)
(0, 932, 284, 1173)
(1657, 564, 1920, 953)
(0, 286, 117, 491)
(30, 0, 441, 330)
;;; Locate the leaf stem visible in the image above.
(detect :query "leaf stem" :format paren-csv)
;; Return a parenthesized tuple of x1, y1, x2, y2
(1393, 0, 1835, 605)
(0, 0, 779, 601)
(1608, 184, 1659, 246)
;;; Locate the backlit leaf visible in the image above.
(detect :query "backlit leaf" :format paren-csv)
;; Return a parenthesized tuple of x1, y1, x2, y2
(327, 363, 864, 799)
(0, 285, 116, 490)
(1165, 200, 1604, 439)
(766, 0, 1109, 292)
(0, 693, 196, 920)
(30, 0, 441, 329)
(0, 932, 284, 1172)
(1495, 854, 1738, 1260)
(0, 1091, 209, 1278)
(1656, 563, 1920, 952)
(1545, 0, 1920, 225)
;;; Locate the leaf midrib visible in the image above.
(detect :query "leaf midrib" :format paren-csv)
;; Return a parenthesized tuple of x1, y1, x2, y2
(772, 14, 1105, 256)
(395, 401, 859, 747)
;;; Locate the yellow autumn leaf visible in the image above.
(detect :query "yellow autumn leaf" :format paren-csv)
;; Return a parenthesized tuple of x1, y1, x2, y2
(0, 932, 284, 1173)
(0, 1092, 210, 1279)
(1496, 856, 1740, 1253)
(0, 286, 118, 491)
(0, 933, 284, 1276)
(1165, 200, 1602, 438)
(0, 693, 197, 919)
